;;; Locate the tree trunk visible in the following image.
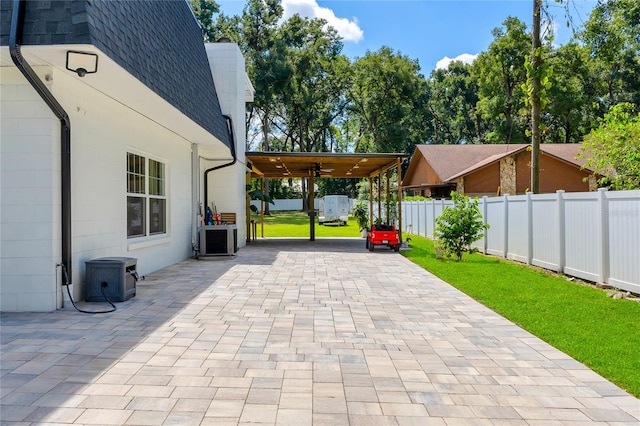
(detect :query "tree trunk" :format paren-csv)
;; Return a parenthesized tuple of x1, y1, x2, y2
(531, 0, 542, 194)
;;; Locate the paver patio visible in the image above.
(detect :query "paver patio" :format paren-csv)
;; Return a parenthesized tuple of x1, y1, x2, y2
(1, 238, 638, 425)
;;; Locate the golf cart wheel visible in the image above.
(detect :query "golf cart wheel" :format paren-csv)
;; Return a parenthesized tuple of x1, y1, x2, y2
(369, 243, 374, 252)
(394, 244, 400, 252)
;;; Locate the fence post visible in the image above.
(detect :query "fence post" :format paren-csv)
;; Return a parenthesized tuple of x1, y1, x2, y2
(404, 201, 409, 234)
(422, 201, 429, 238)
(438, 198, 445, 237)
(431, 199, 436, 239)
(526, 192, 533, 265)
(557, 190, 565, 274)
(482, 196, 488, 254)
(503, 194, 509, 258)
(598, 188, 609, 284)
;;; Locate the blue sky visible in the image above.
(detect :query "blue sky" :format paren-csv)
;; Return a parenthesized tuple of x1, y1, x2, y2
(217, 0, 597, 76)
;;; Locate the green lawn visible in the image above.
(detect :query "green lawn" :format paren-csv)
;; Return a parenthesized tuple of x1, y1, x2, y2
(251, 210, 362, 238)
(401, 234, 640, 398)
(252, 211, 640, 397)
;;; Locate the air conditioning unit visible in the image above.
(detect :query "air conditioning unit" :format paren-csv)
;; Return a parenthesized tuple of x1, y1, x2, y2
(200, 225, 238, 256)
(85, 257, 137, 302)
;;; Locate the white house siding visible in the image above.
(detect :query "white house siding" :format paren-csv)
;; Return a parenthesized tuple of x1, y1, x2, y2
(205, 43, 252, 245)
(1, 66, 61, 312)
(1, 66, 195, 311)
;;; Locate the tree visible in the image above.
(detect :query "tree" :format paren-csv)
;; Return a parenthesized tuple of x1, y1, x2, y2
(581, 0, 640, 107)
(544, 43, 601, 143)
(215, 0, 287, 214)
(347, 47, 429, 154)
(317, 178, 359, 198)
(581, 103, 640, 190)
(435, 192, 489, 261)
(427, 61, 483, 144)
(474, 17, 530, 144)
(277, 15, 351, 154)
(189, 0, 222, 42)
(530, 0, 543, 193)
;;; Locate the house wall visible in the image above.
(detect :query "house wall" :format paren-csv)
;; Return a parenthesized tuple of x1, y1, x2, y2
(1, 66, 61, 312)
(515, 152, 591, 193)
(1, 66, 196, 311)
(515, 152, 531, 193)
(465, 162, 501, 196)
(403, 152, 441, 197)
(540, 153, 591, 193)
(205, 43, 250, 245)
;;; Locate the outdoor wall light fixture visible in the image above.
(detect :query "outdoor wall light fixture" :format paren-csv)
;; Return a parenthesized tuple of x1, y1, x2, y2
(66, 51, 98, 77)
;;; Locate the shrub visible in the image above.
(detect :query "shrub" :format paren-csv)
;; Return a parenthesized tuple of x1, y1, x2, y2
(352, 200, 369, 230)
(435, 192, 489, 261)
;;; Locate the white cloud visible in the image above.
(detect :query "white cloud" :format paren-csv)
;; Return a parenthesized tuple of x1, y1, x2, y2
(282, 0, 364, 43)
(435, 53, 478, 70)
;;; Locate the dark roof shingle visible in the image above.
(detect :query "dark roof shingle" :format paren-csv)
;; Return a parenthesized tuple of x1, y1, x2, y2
(1, 0, 230, 147)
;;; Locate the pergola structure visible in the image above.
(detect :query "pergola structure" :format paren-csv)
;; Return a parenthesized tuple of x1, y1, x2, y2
(245, 152, 409, 242)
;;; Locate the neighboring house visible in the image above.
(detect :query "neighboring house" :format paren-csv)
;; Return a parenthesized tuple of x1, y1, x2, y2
(403, 144, 597, 198)
(1, 0, 253, 312)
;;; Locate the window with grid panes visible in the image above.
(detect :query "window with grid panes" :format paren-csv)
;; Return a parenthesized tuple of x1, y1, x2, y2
(127, 153, 166, 238)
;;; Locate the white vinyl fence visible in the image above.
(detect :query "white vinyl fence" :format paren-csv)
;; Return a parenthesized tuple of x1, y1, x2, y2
(402, 189, 640, 294)
(250, 199, 309, 211)
(251, 198, 355, 212)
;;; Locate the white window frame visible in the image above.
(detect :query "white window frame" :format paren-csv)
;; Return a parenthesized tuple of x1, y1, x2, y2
(127, 152, 168, 240)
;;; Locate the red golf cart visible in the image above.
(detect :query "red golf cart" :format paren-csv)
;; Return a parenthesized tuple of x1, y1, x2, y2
(366, 224, 400, 252)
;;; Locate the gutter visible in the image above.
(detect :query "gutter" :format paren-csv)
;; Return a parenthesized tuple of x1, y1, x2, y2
(9, 0, 73, 288)
(203, 115, 237, 220)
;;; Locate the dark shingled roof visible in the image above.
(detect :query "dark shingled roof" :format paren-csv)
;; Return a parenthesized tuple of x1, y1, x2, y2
(1, 0, 230, 147)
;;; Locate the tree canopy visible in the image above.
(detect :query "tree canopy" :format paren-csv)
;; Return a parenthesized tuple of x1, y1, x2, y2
(190, 0, 639, 194)
(581, 103, 640, 190)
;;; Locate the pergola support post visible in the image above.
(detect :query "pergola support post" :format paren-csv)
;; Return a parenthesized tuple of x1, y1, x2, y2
(260, 177, 265, 238)
(386, 171, 390, 223)
(377, 175, 382, 221)
(397, 157, 403, 243)
(246, 170, 251, 243)
(309, 174, 315, 241)
(369, 177, 373, 228)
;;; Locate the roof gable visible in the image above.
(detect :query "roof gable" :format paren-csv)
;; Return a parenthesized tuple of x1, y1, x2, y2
(1, 0, 230, 147)
(447, 145, 528, 181)
(414, 144, 529, 182)
(405, 143, 591, 186)
(540, 144, 590, 170)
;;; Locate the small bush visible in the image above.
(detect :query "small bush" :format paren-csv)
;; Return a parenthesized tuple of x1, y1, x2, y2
(435, 192, 489, 261)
